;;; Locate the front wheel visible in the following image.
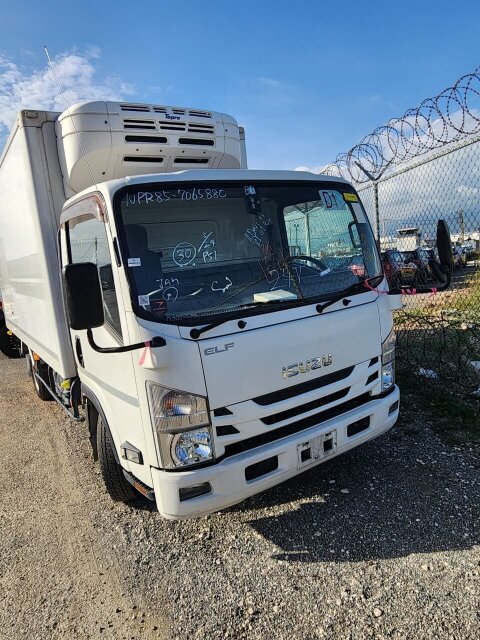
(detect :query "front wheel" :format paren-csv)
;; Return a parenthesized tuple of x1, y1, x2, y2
(30, 356, 53, 401)
(97, 415, 137, 503)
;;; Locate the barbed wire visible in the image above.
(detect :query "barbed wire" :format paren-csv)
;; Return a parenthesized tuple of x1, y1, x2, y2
(323, 66, 480, 183)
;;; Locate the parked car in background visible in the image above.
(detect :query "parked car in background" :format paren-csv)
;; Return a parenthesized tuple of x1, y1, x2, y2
(0, 298, 21, 358)
(453, 246, 467, 269)
(402, 248, 432, 283)
(381, 249, 418, 288)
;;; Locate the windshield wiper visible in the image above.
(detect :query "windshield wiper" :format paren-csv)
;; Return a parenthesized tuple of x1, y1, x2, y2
(189, 276, 383, 339)
(189, 297, 307, 339)
(315, 276, 383, 315)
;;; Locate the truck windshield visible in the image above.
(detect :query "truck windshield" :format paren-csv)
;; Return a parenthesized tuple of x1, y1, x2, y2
(114, 181, 382, 324)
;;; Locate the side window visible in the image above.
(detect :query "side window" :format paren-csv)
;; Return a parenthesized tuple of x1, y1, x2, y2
(68, 215, 122, 338)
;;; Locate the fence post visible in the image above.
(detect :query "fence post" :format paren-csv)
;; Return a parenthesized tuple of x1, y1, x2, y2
(354, 162, 391, 244)
(305, 211, 312, 255)
(373, 181, 380, 243)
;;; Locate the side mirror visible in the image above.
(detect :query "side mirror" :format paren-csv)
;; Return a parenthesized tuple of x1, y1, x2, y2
(63, 262, 105, 330)
(428, 219, 453, 285)
(436, 219, 453, 266)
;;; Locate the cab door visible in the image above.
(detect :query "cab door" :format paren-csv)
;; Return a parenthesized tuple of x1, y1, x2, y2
(60, 195, 150, 476)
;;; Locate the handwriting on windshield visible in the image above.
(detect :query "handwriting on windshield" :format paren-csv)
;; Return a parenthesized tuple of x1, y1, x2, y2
(198, 232, 217, 263)
(258, 248, 308, 291)
(173, 232, 218, 268)
(173, 242, 197, 267)
(124, 191, 172, 205)
(123, 189, 228, 206)
(211, 277, 232, 294)
(258, 249, 290, 290)
(154, 276, 180, 303)
(162, 287, 178, 302)
(244, 214, 272, 247)
(157, 276, 179, 289)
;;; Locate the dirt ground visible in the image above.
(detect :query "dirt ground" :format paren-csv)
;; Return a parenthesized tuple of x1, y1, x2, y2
(0, 354, 168, 640)
(0, 353, 479, 640)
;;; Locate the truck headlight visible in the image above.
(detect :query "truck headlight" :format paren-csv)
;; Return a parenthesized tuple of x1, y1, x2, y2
(146, 382, 214, 468)
(381, 328, 396, 391)
(171, 428, 213, 466)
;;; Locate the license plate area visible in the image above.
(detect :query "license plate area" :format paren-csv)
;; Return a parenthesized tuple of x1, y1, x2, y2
(297, 430, 337, 468)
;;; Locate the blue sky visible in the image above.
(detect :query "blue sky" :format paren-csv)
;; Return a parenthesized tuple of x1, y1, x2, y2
(1, 0, 479, 169)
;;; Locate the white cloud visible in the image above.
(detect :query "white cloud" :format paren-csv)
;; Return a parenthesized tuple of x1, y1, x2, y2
(0, 50, 135, 138)
(456, 184, 479, 197)
(294, 165, 328, 174)
(255, 76, 282, 88)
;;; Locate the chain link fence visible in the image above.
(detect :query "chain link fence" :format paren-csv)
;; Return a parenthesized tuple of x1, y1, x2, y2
(324, 68, 480, 399)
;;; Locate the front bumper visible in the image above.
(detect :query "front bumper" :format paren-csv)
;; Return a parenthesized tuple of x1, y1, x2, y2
(151, 386, 400, 519)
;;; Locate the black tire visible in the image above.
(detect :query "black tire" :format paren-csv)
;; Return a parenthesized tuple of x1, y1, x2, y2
(0, 324, 21, 358)
(97, 415, 137, 503)
(31, 359, 53, 401)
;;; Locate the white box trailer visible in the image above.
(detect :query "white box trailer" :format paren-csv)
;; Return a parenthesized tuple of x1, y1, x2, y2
(0, 101, 451, 519)
(0, 109, 75, 377)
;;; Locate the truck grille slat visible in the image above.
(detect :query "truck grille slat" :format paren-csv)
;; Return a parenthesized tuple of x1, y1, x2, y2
(261, 387, 350, 426)
(252, 366, 354, 406)
(223, 393, 371, 458)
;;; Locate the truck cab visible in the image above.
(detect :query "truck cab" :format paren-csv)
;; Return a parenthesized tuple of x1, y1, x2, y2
(60, 170, 399, 519)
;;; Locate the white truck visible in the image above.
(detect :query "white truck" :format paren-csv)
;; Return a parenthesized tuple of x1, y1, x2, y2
(0, 101, 452, 519)
(397, 227, 421, 252)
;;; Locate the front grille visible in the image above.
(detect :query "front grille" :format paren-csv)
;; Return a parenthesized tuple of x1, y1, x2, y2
(252, 366, 354, 406)
(261, 387, 350, 426)
(223, 393, 371, 459)
(216, 425, 239, 436)
(213, 407, 233, 417)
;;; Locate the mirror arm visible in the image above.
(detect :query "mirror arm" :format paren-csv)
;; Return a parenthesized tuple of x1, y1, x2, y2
(86, 329, 166, 354)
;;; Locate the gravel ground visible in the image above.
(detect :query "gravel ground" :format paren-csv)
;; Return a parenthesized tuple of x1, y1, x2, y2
(0, 353, 479, 639)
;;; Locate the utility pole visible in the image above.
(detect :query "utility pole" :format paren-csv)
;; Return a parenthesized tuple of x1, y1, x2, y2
(456, 209, 465, 244)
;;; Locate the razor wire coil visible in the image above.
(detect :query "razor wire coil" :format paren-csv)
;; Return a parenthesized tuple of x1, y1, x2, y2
(324, 66, 480, 183)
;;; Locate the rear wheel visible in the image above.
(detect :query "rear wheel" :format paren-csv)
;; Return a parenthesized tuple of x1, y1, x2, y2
(0, 324, 21, 358)
(97, 415, 136, 503)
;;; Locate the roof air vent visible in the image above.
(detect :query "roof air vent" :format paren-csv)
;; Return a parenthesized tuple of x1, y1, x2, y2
(173, 157, 210, 164)
(189, 110, 212, 118)
(123, 156, 164, 163)
(125, 135, 168, 144)
(123, 119, 156, 130)
(178, 137, 214, 146)
(120, 104, 151, 112)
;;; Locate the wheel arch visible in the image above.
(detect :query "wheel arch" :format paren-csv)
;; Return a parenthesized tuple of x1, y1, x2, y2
(81, 383, 120, 464)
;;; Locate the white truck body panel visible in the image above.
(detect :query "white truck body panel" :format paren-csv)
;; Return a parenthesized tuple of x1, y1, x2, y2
(0, 111, 75, 377)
